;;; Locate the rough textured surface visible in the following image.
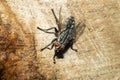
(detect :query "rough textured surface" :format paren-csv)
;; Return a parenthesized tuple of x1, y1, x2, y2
(0, 0, 120, 80)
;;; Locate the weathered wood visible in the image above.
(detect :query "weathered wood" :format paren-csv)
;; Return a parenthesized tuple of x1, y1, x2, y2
(0, 0, 120, 80)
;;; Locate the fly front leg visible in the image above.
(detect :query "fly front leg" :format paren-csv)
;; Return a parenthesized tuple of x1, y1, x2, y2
(47, 44, 54, 50)
(53, 54, 56, 64)
(40, 38, 57, 51)
(53, 50, 57, 64)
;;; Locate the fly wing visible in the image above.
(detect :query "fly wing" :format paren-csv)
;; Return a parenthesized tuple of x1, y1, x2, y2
(75, 21, 86, 41)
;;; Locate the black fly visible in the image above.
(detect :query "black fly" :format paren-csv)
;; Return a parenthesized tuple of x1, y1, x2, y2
(37, 8, 83, 64)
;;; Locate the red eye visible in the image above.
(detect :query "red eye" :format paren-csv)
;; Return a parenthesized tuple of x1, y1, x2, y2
(61, 45, 65, 50)
(54, 42, 60, 47)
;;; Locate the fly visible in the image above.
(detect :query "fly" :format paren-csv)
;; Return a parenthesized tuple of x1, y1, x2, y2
(37, 8, 85, 64)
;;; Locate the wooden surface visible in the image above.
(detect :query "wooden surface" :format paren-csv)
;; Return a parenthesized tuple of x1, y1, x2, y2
(0, 0, 120, 80)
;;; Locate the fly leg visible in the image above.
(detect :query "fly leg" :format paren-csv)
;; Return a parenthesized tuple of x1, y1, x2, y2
(37, 27, 59, 36)
(47, 44, 54, 50)
(53, 54, 56, 64)
(70, 40, 78, 52)
(53, 50, 57, 64)
(53, 49, 60, 64)
(41, 38, 57, 51)
(71, 45, 77, 52)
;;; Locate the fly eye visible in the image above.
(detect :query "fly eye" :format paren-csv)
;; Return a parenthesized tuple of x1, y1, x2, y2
(54, 42, 60, 47)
